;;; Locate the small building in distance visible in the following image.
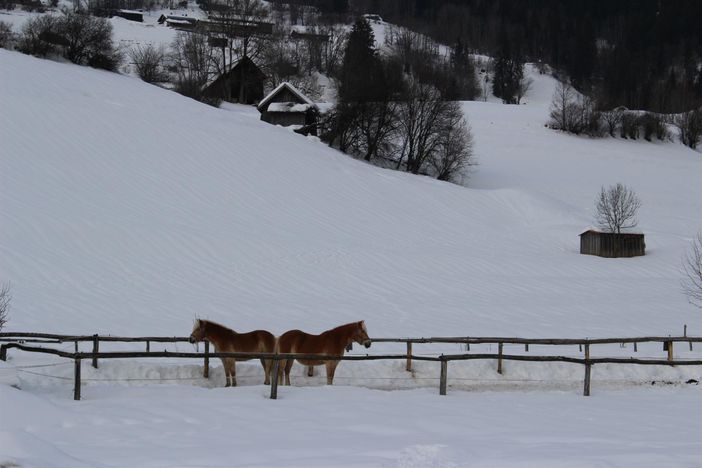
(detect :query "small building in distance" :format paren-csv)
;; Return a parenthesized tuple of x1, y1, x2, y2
(202, 56, 266, 105)
(257, 82, 319, 135)
(579, 227, 645, 258)
(114, 9, 143, 22)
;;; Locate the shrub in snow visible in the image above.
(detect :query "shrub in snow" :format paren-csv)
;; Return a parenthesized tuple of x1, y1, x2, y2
(0, 283, 10, 332)
(130, 44, 169, 84)
(17, 12, 121, 71)
(548, 82, 602, 136)
(0, 21, 13, 49)
(17, 14, 59, 57)
(674, 109, 702, 150)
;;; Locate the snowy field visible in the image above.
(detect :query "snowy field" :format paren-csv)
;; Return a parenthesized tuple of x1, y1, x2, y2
(1, 48, 702, 467)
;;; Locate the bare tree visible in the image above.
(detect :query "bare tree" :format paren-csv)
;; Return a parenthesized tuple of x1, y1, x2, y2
(396, 80, 450, 174)
(549, 81, 578, 132)
(595, 183, 641, 234)
(0, 283, 10, 331)
(170, 30, 218, 102)
(682, 233, 702, 308)
(430, 102, 475, 182)
(130, 43, 168, 83)
(674, 109, 702, 150)
(601, 109, 623, 137)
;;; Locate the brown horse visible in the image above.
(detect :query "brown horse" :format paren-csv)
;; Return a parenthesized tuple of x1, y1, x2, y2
(276, 321, 371, 386)
(189, 319, 276, 387)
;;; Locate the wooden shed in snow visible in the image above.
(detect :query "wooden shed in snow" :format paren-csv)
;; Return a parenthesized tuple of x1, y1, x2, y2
(202, 56, 266, 104)
(579, 228, 645, 258)
(257, 82, 319, 135)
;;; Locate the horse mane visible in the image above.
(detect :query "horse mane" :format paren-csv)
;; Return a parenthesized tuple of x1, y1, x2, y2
(199, 319, 237, 337)
(327, 321, 362, 333)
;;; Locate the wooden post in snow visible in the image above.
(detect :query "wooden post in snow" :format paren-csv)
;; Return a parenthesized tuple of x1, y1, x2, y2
(74, 357, 82, 401)
(497, 342, 504, 374)
(203, 341, 210, 378)
(583, 363, 591, 396)
(270, 358, 280, 400)
(91, 334, 99, 369)
(406, 342, 412, 372)
(439, 358, 448, 396)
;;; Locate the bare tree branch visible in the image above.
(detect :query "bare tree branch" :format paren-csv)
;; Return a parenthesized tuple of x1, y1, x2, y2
(0, 283, 11, 331)
(683, 233, 702, 308)
(595, 183, 641, 234)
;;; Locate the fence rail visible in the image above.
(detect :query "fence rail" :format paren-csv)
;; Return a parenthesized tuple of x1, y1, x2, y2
(1, 332, 700, 401)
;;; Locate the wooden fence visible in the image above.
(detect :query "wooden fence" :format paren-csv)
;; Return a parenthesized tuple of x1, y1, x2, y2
(1, 332, 701, 401)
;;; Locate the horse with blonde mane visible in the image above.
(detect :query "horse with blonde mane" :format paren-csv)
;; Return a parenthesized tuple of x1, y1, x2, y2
(189, 319, 276, 387)
(276, 321, 371, 385)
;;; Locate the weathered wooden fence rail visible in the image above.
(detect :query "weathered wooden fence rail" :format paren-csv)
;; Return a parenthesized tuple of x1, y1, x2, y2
(1, 333, 701, 401)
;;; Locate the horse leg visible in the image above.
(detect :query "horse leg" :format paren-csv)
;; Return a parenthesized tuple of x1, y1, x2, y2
(229, 359, 237, 387)
(278, 359, 287, 386)
(307, 365, 314, 377)
(284, 359, 294, 386)
(221, 358, 231, 387)
(261, 358, 271, 385)
(325, 361, 338, 385)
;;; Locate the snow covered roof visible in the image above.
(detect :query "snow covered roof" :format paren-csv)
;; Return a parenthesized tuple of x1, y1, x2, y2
(258, 82, 316, 111)
(579, 226, 644, 236)
(267, 102, 313, 113)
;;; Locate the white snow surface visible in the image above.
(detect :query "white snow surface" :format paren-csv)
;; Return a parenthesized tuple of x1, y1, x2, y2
(1, 50, 702, 467)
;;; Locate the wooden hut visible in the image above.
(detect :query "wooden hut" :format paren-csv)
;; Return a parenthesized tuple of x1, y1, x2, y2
(202, 56, 266, 104)
(579, 228, 645, 258)
(257, 82, 319, 135)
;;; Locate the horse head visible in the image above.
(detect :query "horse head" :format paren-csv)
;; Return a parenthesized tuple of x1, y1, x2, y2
(354, 320, 372, 349)
(189, 319, 205, 343)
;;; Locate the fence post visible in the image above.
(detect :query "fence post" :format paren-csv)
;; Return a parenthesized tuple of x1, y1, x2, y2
(270, 358, 280, 400)
(74, 357, 82, 401)
(439, 357, 448, 396)
(406, 342, 412, 372)
(203, 341, 210, 378)
(667, 341, 674, 366)
(584, 343, 590, 361)
(634, 342, 637, 352)
(146, 341, 150, 352)
(583, 362, 591, 396)
(525, 343, 529, 352)
(497, 342, 503, 374)
(91, 334, 99, 369)
(0, 344, 7, 361)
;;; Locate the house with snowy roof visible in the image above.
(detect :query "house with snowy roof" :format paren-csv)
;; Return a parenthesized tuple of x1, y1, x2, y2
(257, 82, 319, 135)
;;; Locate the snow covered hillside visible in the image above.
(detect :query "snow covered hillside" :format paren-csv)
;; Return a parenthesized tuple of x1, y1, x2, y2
(2, 50, 701, 339)
(2, 48, 702, 468)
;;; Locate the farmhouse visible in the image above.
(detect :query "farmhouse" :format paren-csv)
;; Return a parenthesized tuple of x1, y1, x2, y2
(579, 228, 645, 258)
(257, 82, 319, 135)
(202, 56, 266, 104)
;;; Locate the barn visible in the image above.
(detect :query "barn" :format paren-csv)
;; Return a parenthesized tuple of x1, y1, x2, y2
(257, 82, 319, 135)
(579, 228, 646, 258)
(202, 56, 266, 105)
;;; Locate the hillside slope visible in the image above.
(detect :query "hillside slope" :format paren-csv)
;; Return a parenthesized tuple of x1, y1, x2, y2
(1, 50, 701, 341)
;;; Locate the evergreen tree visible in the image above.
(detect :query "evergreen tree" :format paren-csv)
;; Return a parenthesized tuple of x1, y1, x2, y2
(492, 27, 524, 104)
(339, 18, 383, 102)
(446, 38, 478, 100)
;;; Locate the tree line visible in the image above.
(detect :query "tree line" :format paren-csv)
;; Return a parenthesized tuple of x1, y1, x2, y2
(351, 0, 702, 114)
